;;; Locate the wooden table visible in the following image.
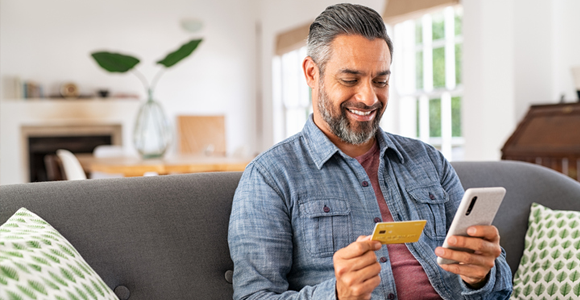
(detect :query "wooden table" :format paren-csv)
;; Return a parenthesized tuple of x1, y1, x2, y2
(79, 154, 252, 177)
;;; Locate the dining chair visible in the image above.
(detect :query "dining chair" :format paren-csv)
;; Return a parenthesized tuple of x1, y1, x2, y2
(91, 145, 125, 179)
(56, 149, 87, 180)
(177, 115, 226, 156)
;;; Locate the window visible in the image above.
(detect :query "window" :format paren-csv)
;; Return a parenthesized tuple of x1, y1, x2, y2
(392, 6, 463, 160)
(272, 46, 312, 143)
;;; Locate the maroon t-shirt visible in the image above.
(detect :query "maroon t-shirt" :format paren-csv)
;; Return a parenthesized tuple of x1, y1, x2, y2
(355, 141, 442, 299)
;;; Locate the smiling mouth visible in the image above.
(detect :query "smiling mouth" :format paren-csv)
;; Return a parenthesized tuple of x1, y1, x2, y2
(347, 108, 375, 116)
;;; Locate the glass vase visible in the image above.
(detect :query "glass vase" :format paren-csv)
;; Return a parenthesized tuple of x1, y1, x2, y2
(133, 92, 172, 159)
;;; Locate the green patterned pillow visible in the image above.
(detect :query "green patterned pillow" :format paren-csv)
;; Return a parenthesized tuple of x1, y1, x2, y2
(511, 203, 580, 299)
(0, 208, 118, 300)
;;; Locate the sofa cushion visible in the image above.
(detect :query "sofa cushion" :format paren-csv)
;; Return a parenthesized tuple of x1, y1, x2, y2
(0, 208, 118, 300)
(511, 203, 580, 299)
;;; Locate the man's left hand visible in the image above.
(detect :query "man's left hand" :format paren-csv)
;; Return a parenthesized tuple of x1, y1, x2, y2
(435, 225, 502, 288)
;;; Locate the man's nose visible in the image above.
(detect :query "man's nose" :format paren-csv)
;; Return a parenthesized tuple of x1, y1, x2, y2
(355, 80, 379, 106)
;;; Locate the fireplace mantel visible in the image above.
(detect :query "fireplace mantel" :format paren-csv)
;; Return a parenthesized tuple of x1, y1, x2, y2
(0, 98, 142, 184)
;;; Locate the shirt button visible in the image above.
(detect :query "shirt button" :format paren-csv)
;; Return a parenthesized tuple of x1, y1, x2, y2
(374, 217, 381, 223)
(362, 181, 369, 187)
(379, 257, 388, 263)
(323, 206, 330, 213)
(429, 193, 435, 200)
(388, 293, 395, 299)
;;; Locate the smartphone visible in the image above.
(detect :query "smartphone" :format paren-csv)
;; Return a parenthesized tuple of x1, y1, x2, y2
(437, 187, 506, 265)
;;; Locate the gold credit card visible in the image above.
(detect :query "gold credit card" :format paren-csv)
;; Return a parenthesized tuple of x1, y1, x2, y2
(371, 220, 427, 244)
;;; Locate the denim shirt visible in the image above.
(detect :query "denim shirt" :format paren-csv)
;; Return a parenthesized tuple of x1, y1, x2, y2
(228, 116, 512, 300)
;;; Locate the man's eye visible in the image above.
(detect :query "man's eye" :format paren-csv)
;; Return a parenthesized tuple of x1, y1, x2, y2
(341, 79, 357, 85)
(375, 81, 388, 87)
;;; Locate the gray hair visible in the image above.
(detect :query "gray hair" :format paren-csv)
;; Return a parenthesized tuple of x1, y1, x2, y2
(307, 3, 393, 74)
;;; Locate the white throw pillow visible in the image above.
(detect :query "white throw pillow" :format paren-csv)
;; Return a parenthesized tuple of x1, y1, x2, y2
(0, 208, 119, 300)
(511, 203, 580, 299)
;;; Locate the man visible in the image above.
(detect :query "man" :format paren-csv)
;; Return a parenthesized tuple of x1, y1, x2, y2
(228, 3, 512, 299)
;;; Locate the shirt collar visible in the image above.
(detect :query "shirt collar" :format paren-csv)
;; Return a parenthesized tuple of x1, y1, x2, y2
(302, 114, 405, 170)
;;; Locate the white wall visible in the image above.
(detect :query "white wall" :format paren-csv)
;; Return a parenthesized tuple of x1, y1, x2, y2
(461, 0, 580, 161)
(0, 0, 258, 158)
(256, 0, 385, 150)
(2, 0, 580, 183)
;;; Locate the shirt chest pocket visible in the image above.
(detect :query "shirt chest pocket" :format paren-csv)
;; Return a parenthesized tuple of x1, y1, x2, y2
(407, 185, 449, 241)
(299, 199, 353, 258)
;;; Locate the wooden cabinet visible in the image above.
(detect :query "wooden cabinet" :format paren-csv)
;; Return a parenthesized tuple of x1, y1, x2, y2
(502, 102, 580, 181)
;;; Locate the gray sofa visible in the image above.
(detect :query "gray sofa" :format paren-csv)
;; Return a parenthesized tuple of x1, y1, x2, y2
(2, 160, 580, 299)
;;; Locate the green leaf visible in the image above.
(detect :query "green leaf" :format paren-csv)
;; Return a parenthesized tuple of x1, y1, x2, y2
(542, 260, 552, 270)
(157, 39, 203, 68)
(562, 240, 572, 249)
(533, 271, 543, 283)
(91, 52, 140, 73)
(6, 291, 23, 300)
(545, 271, 555, 282)
(76, 286, 89, 300)
(552, 249, 562, 259)
(555, 260, 565, 270)
(574, 282, 580, 296)
(16, 284, 36, 299)
(523, 283, 533, 296)
(42, 277, 60, 290)
(76, 261, 93, 276)
(92, 280, 105, 296)
(49, 271, 69, 287)
(562, 282, 572, 295)
(50, 248, 67, 259)
(82, 282, 97, 300)
(29, 218, 48, 225)
(61, 267, 76, 283)
(527, 226, 535, 237)
(31, 256, 50, 266)
(571, 270, 580, 281)
(521, 254, 529, 265)
(547, 283, 559, 296)
(535, 283, 546, 295)
(560, 228, 570, 238)
(564, 250, 574, 259)
(0, 266, 19, 281)
(557, 270, 568, 282)
(67, 263, 85, 279)
(28, 264, 41, 272)
(5, 251, 23, 258)
(539, 240, 548, 250)
(13, 262, 30, 274)
(548, 229, 557, 238)
(42, 252, 60, 264)
(28, 280, 48, 295)
(67, 290, 81, 300)
(59, 244, 77, 258)
(0, 274, 8, 285)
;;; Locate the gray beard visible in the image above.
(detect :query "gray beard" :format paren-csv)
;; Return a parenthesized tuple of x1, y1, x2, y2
(317, 80, 384, 145)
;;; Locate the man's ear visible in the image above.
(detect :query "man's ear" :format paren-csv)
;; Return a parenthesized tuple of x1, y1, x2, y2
(302, 56, 318, 88)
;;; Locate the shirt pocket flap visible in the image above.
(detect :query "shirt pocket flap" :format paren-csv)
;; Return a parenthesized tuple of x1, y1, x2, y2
(299, 199, 351, 218)
(406, 185, 448, 204)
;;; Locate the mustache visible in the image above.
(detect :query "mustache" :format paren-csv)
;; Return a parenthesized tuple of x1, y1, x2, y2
(341, 101, 383, 111)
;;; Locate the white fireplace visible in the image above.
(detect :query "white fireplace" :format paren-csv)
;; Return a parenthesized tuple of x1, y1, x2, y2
(0, 99, 141, 184)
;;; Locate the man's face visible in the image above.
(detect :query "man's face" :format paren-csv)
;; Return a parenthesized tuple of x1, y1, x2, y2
(311, 35, 391, 145)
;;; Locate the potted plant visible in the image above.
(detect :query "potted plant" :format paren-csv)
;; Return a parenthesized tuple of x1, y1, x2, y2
(91, 38, 203, 159)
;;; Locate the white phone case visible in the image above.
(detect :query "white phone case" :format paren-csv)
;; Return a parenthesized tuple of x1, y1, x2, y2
(437, 187, 506, 265)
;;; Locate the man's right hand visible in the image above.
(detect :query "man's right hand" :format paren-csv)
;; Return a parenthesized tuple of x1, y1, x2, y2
(333, 235, 382, 300)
